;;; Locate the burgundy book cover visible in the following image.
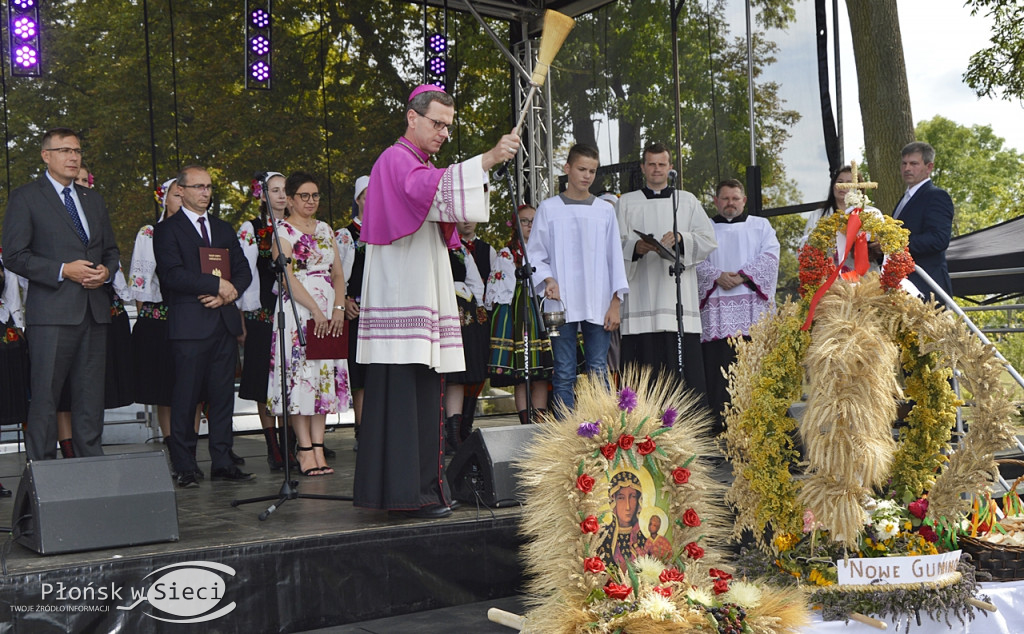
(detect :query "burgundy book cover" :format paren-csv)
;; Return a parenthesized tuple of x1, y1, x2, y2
(305, 319, 348, 360)
(199, 247, 231, 281)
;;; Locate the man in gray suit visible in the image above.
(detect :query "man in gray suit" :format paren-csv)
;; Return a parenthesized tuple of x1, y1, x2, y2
(2, 127, 120, 461)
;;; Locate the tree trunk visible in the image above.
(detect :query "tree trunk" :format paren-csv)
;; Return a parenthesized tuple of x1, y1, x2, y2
(846, 0, 915, 214)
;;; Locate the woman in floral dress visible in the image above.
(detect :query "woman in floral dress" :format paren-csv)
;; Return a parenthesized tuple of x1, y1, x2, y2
(267, 172, 350, 476)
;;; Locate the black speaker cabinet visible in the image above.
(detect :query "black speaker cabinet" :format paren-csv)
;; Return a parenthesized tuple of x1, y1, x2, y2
(447, 424, 539, 507)
(12, 451, 179, 555)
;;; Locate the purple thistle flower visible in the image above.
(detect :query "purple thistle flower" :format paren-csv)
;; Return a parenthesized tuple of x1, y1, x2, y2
(577, 421, 601, 438)
(661, 407, 678, 428)
(618, 387, 638, 412)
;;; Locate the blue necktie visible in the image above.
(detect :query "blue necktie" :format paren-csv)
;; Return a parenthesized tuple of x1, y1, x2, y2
(62, 187, 89, 245)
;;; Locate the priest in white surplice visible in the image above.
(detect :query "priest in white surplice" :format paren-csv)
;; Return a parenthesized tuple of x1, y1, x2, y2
(696, 179, 779, 433)
(617, 142, 717, 397)
(353, 85, 520, 519)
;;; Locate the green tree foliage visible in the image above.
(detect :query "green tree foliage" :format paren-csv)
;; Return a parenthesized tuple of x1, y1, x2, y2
(915, 115, 1024, 236)
(0, 1, 510, 264)
(547, 0, 800, 207)
(964, 0, 1024, 101)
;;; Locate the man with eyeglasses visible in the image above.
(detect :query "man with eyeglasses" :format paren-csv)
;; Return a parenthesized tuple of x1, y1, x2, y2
(2, 127, 120, 460)
(153, 165, 253, 487)
(354, 84, 520, 519)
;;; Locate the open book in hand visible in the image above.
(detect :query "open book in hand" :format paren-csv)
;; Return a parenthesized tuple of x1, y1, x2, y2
(633, 230, 680, 262)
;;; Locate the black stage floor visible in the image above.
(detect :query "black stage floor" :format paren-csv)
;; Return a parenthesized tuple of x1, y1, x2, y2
(0, 416, 527, 634)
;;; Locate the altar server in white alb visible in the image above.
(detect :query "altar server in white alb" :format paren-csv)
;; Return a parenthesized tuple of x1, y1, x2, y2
(353, 84, 520, 519)
(617, 142, 717, 396)
(696, 178, 779, 433)
(528, 143, 629, 417)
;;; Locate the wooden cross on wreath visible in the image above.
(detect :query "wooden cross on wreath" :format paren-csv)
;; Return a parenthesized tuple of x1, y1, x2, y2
(834, 160, 878, 208)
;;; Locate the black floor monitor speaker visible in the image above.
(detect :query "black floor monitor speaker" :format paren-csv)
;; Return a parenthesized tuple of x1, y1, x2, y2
(12, 451, 179, 555)
(447, 424, 539, 507)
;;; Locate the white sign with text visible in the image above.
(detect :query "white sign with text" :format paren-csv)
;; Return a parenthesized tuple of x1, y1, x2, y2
(836, 550, 961, 585)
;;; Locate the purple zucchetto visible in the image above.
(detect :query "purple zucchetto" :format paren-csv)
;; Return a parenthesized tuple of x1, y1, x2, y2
(408, 84, 447, 101)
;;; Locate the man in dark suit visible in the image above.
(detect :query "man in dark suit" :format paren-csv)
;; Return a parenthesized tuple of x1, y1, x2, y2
(892, 141, 955, 298)
(154, 165, 253, 487)
(2, 127, 120, 461)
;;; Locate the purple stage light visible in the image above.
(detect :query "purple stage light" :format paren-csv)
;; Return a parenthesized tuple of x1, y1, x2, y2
(14, 45, 37, 68)
(13, 17, 36, 39)
(250, 61, 270, 82)
(250, 35, 269, 56)
(428, 33, 447, 53)
(250, 9, 270, 29)
(12, 0, 35, 9)
(428, 56, 446, 76)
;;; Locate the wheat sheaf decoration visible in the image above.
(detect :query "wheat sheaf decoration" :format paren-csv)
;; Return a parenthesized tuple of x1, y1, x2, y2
(516, 368, 809, 633)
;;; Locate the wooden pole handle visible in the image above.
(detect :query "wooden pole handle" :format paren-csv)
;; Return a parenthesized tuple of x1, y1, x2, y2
(849, 612, 888, 630)
(967, 597, 998, 612)
(487, 607, 526, 630)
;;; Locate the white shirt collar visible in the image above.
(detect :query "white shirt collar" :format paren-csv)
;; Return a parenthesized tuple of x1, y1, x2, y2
(905, 177, 931, 199)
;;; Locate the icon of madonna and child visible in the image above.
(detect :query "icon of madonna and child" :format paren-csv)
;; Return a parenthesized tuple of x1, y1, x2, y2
(595, 468, 674, 570)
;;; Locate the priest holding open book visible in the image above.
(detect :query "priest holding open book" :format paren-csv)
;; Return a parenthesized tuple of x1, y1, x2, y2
(154, 165, 253, 488)
(616, 142, 717, 395)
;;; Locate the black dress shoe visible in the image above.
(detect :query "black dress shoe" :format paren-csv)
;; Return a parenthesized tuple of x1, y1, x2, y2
(176, 472, 200, 488)
(210, 467, 255, 481)
(389, 504, 452, 519)
(0, 483, 12, 498)
(229, 450, 245, 465)
(448, 500, 461, 511)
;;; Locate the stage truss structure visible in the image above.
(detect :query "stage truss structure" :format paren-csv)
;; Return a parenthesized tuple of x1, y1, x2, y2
(512, 37, 555, 206)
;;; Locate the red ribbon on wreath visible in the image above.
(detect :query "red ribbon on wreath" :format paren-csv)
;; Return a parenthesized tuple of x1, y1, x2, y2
(802, 208, 870, 331)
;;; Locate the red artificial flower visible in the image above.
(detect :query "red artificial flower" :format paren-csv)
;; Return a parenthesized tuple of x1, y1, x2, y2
(919, 525, 939, 543)
(682, 508, 701, 527)
(908, 498, 929, 520)
(6, 327, 19, 342)
(583, 556, 606, 574)
(659, 567, 686, 583)
(603, 581, 633, 600)
(576, 473, 595, 494)
(713, 578, 730, 595)
(653, 586, 672, 597)
(684, 542, 704, 560)
(709, 568, 733, 581)
(672, 467, 691, 485)
(600, 443, 618, 460)
(617, 434, 635, 451)
(637, 436, 656, 456)
(581, 515, 600, 534)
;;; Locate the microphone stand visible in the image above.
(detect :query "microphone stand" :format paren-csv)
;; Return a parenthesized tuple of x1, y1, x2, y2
(232, 173, 352, 519)
(666, 171, 686, 377)
(495, 161, 547, 426)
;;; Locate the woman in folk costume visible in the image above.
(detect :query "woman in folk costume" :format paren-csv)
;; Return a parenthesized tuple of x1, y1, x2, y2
(127, 180, 183, 448)
(442, 227, 490, 453)
(334, 175, 369, 451)
(237, 172, 290, 470)
(0, 254, 27, 495)
(485, 204, 552, 425)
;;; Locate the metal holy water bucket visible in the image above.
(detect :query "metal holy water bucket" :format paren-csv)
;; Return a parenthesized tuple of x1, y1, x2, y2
(540, 297, 567, 336)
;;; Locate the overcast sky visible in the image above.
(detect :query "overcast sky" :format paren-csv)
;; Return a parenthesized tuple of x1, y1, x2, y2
(842, 0, 1023, 159)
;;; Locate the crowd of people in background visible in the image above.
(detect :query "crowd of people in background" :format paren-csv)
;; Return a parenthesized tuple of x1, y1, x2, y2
(0, 103, 953, 509)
